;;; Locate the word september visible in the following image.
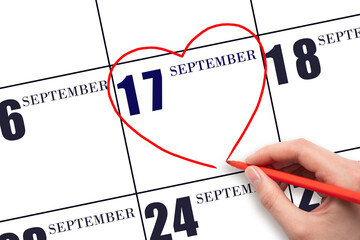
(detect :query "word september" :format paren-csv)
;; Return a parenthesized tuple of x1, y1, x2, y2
(48, 208, 135, 234)
(22, 80, 107, 107)
(169, 49, 256, 76)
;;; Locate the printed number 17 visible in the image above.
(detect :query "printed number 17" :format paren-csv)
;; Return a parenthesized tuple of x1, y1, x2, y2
(117, 69, 162, 115)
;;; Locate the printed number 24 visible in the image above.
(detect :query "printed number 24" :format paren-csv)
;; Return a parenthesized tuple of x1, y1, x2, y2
(145, 196, 199, 240)
(117, 69, 162, 115)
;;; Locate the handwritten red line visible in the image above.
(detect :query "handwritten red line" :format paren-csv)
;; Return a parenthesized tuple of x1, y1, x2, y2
(106, 23, 267, 169)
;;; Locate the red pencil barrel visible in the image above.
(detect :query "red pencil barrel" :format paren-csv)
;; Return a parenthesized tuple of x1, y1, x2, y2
(228, 161, 360, 205)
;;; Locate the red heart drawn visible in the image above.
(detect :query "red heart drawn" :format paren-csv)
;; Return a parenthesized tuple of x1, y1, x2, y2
(107, 23, 267, 169)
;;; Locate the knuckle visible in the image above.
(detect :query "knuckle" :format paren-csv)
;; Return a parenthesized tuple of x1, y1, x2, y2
(290, 138, 311, 158)
(293, 138, 310, 149)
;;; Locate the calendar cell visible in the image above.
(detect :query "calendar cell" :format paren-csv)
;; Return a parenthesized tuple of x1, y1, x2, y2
(252, 0, 359, 34)
(261, 16, 360, 152)
(0, 69, 134, 220)
(0, 0, 108, 87)
(139, 173, 287, 240)
(96, 0, 258, 63)
(108, 36, 278, 191)
(0, 196, 144, 240)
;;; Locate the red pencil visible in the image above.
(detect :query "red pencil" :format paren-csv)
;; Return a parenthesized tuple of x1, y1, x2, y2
(227, 160, 360, 204)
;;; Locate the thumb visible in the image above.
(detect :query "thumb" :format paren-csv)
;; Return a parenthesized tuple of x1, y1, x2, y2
(245, 166, 306, 232)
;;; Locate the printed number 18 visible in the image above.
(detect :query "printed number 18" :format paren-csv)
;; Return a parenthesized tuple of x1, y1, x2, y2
(266, 38, 321, 84)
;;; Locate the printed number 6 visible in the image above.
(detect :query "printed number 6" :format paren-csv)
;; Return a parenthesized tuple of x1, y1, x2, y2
(0, 99, 25, 141)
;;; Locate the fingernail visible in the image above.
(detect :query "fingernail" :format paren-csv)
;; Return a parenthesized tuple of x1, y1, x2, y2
(245, 167, 261, 190)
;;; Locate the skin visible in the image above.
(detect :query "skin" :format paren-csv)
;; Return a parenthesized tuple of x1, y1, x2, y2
(244, 139, 360, 240)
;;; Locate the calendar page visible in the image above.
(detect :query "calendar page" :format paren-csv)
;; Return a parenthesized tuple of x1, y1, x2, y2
(1, 1, 359, 239)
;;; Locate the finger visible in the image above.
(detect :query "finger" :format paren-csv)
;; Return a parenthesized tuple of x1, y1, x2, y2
(271, 161, 295, 169)
(245, 166, 306, 233)
(273, 163, 301, 173)
(291, 166, 317, 180)
(246, 139, 341, 182)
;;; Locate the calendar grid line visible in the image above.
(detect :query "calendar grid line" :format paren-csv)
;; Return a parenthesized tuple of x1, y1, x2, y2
(249, 0, 282, 143)
(1, 12, 358, 91)
(0, 65, 109, 90)
(0, 170, 245, 224)
(258, 12, 360, 37)
(94, 1, 148, 239)
(1, 3, 359, 238)
(1, 5, 358, 227)
(0, 36, 254, 90)
(0, 140, 357, 224)
(0, 193, 135, 224)
(335, 146, 360, 154)
(136, 170, 245, 195)
(265, 76, 282, 143)
(249, 0, 294, 203)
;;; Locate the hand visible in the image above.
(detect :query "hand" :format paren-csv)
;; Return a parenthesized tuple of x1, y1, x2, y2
(244, 139, 360, 240)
